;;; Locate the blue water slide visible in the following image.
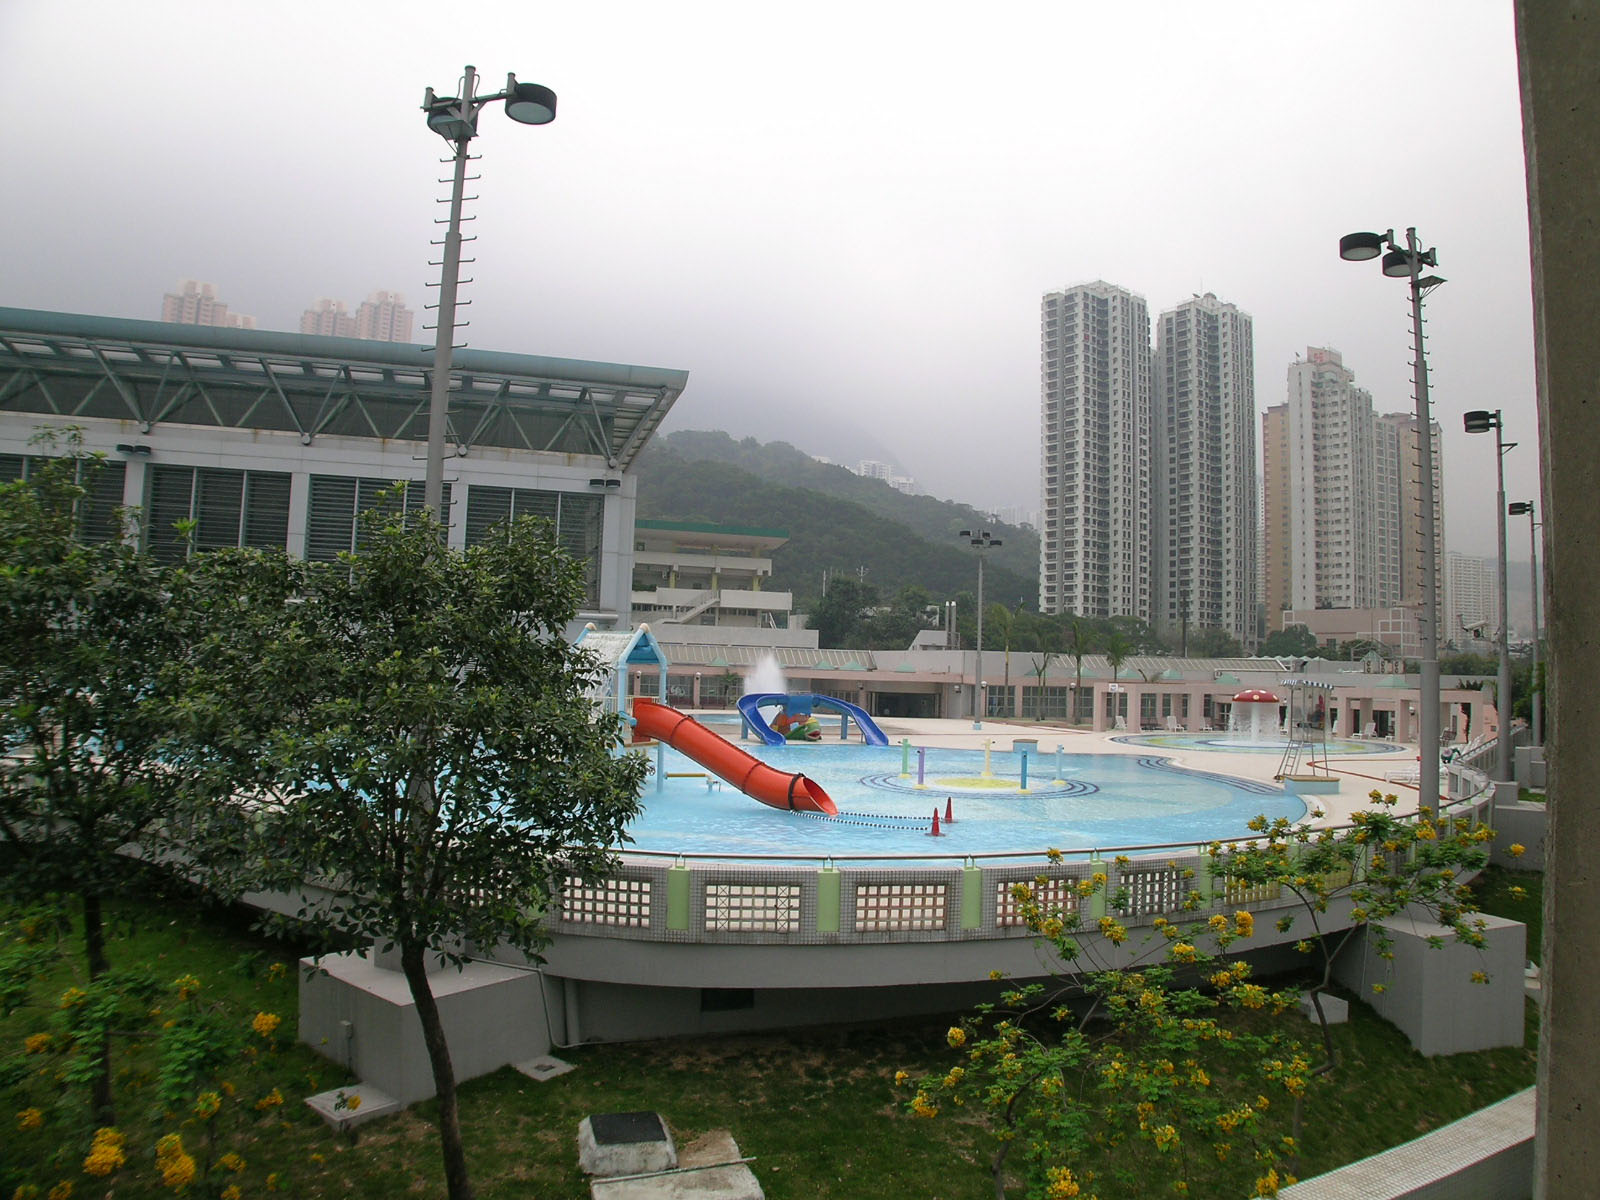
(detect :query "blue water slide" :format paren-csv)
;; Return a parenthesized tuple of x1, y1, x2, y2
(736, 692, 889, 747)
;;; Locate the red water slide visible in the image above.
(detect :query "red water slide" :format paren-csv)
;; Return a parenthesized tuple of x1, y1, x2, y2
(630, 698, 838, 815)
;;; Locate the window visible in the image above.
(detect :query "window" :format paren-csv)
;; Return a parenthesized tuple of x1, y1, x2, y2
(1, 453, 128, 544)
(465, 485, 603, 605)
(145, 465, 291, 562)
(306, 475, 449, 562)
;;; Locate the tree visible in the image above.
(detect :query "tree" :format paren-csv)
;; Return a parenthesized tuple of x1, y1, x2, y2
(907, 798, 1500, 1198)
(0, 444, 198, 1127)
(1261, 624, 1318, 658)
(987, 602, 1018, 709)
(1067, 618, 1095, 726)
(178, 506, 646, 1200)
(1188, 627, 1245, 658)
(807, 574, 879, 647)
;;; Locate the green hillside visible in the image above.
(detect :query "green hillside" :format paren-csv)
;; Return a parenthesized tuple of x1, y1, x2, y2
(634, 431, 1039, 610)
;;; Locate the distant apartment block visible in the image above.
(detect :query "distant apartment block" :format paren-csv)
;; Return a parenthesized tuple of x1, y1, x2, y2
(1262, 349, 1445, 634)
(356, 290, 415, 343)
(299, 291, 415, 343)
(1154, 293, 1256, 648)
(1445, 551, 1498, 647)
(1039, 281, 1152, 620)
(160, 280, 256, 330)
(300, 298, 356, 338)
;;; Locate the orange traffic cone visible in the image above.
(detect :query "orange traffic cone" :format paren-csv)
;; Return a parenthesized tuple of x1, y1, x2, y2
(929, 808, 942, 837)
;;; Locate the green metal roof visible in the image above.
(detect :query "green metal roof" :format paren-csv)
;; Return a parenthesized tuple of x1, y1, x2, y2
(0, 308, 690, 471)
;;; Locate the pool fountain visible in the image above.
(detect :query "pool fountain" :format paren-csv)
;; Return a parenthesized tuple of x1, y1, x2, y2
(1227, 688, 1285, 747)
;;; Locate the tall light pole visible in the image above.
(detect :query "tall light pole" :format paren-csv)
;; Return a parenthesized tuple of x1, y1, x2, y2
(420, 65, 557, 523)
(1510, 499, 1542, 745)
(959, 528, 1002, 728)
(1465, 410, 1515, 781)
(1340, 228, 1445, 811)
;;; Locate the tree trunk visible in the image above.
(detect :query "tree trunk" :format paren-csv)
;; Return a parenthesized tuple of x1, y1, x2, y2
(81, 892, 115, 1129)
(400, 940, 474, 1200)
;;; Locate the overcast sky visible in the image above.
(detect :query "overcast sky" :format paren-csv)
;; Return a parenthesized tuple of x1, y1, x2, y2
(0, 1, 1537, 557)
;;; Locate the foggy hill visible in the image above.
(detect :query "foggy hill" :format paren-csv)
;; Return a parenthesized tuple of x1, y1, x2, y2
(634, 431, 1039, 610)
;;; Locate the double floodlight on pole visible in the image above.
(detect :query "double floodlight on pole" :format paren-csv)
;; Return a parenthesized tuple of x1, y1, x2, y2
(1509, 499, 1543, 745)
(1340, 227, 1446, 813)
(959, 528, 1002, 729)
(1464, 409, 1516, 781)
(419, 66, 558, 523)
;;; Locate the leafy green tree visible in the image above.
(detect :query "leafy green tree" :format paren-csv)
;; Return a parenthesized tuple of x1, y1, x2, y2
(177, 506, 647, 1200)
(0, 445, 197, 1127)
(1188, 627, 1245, 658)
(807, 574, 879, 647)
(1067, 618, 1095, 725)
(908, 799, 1502, 1197)
(1261, 624, 1318, 658)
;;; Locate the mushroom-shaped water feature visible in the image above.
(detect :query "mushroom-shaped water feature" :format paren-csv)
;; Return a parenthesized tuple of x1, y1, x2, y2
(1229, 688, 1283, 746)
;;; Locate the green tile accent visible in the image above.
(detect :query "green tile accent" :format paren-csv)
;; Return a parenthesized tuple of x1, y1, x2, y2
(961, 864, 983, 929)
(667, 864, 690, 931)
(817, 866, 841, 933)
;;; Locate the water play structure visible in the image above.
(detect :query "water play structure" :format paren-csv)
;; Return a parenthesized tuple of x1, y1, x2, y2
(630, 698, 838, 814)
(737, 692, 889, 746)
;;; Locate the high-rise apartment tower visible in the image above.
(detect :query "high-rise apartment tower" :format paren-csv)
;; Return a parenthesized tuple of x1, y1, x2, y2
(1039, 282, 1152, 620)
(1153, 293, 1257, 648)
(160, 280, 256, 330)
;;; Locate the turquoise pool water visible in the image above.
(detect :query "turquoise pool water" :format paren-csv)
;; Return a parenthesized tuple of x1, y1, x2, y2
(624, 741, 1306, 861)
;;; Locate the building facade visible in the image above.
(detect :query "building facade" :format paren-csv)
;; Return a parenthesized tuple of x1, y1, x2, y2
(355, 290, 415, 343)
(1039, 281, 1152, 620)
(1445, 551, 1498, 648)
(299, 298, 357, 338)
(0, 308, 687, 631)
(160, 280, 256, 330)
(1379, 411, 1447, 612)
(1280, 347, 1381, 614)
(1153, 293, 1256, 648)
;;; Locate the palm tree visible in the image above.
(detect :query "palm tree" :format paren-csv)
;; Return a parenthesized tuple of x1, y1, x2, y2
(1103, 631, 1134, 728)
(988, 602, 1016, 717)
(1067, 618, 1093, 726)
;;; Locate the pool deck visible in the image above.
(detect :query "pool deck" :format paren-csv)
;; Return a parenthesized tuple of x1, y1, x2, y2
(857, 716, 1433, 827)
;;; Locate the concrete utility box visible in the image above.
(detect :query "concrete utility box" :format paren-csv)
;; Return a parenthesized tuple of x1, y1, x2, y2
(298, 949, 552, 1105)
(1333, 911, 1526, 1057)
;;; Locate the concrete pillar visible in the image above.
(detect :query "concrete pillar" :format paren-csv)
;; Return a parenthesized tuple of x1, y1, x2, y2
(1518, 3, 1600, 1196)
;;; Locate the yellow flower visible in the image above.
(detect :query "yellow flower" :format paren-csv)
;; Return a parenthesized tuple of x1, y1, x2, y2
(252, 1011, 282, 1038)
(1233, 910, 1255, 937)
(1152, 1124, 1180, 1151)
(82, 1128, 126, 1176)
(221, 1188, 242, 1200)
(267, 1174, 281, 1192)
(893, 1070, 909, 1087)
(46, 1184, 72, 1200)
(942, 1067, 965, 1089)
(172, 975, 202, 1000)
(57, 987, 87, 1009)
(1170, 942, 1197, 963)
(16, 1107, 44, 1130)
(946, 1026, 967, 1048)
(1509, 843, 1526, 858)
(1046, 847, 1063, 863)
(24, 1033, 51, 1054)
(193, 1092, 222, 1120)
(1471, 971, 1489, 984)
(256, 1087, 285, 1111)
(267, 961, 289, 981)
(910, 1092, 939, 1118)
(1045, 1166, 1082, 1197)
(1254, 1166, 1282, 1197)
(218, 1152, 246, 1173)
(156, 1133, 197, 1190)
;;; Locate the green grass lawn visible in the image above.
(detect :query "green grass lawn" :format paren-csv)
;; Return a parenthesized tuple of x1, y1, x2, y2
(2, 869, 1541, 1199)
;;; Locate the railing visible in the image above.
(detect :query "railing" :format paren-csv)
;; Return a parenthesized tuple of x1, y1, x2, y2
(547, 761, 1500, 949)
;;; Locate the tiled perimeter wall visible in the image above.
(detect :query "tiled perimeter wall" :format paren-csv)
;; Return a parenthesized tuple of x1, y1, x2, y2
(548, 773, 1495, 948)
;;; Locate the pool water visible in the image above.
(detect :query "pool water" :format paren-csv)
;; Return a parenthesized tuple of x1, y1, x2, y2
(623, 741, 1305, 860)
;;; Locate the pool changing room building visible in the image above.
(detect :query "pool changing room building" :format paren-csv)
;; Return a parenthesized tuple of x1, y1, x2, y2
(0, 307, 689, 629)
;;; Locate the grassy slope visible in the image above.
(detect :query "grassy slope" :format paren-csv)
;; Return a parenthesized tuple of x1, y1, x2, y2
(3, 869, 1541, 1199)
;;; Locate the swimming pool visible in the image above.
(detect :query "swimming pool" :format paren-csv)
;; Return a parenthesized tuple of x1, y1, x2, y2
(623, 741, 1305, 860)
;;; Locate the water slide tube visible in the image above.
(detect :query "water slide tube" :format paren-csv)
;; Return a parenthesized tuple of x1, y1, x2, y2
(630, 698, 837, 815)
(737, 692, 890, 747)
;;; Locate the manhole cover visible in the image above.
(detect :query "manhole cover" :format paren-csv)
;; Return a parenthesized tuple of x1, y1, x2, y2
(589, 1111, 668, 1146)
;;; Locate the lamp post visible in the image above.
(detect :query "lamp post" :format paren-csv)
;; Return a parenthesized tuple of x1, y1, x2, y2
(959, 528, 1002, 728)
(420, 65, 557, 522)
(1510, 500, 1542, 744)
(1340, 227, 1445, 811)
(1464, 410, 1515, 781)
